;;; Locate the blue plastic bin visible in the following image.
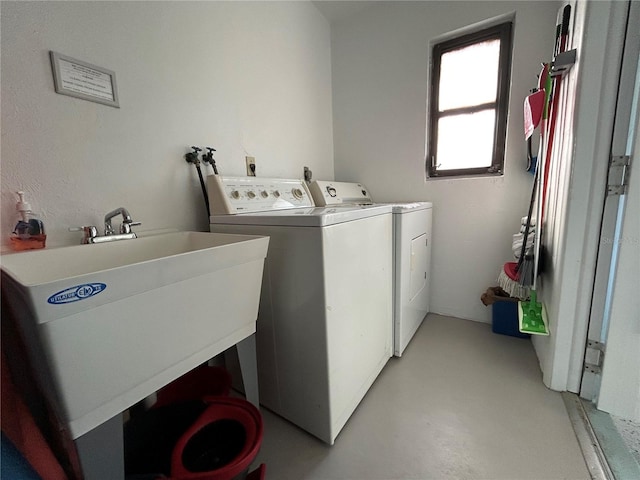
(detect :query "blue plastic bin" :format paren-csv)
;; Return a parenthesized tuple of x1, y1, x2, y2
(492, 300, 530, 339)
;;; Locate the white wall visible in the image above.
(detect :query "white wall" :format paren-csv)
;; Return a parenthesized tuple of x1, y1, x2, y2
(330, 1, 560, 323)
(1, 1, 334, 249)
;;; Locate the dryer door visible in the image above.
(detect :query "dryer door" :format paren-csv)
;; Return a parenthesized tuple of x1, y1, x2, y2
(410, 233, 428, 301)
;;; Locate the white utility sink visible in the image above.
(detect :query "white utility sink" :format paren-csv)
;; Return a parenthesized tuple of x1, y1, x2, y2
(1, 231, 269, 439)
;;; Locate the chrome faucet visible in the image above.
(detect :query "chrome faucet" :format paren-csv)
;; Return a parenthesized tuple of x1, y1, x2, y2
(70, 207, 141, 244)
(104, 207, 137, 235)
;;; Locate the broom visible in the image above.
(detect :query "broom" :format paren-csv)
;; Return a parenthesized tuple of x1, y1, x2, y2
(498, 56, 550, 300)
(498, 147, 539, 299)
(498, 206, 536, 300)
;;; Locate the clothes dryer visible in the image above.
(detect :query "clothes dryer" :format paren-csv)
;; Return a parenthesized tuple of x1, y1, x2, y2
(309, 180, 432, 357)
(208, 175, 393, 445)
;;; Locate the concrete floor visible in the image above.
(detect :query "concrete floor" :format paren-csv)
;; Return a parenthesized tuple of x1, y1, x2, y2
(251, 314, 591, 479)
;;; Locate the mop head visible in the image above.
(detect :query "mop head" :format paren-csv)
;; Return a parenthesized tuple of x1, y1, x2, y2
(498, 263, 530, 300)
(518, 291, 549, 335)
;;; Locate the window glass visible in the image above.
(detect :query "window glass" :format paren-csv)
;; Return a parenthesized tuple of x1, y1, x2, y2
(436, 110, 496, 170)
(439, 39, 501, 111)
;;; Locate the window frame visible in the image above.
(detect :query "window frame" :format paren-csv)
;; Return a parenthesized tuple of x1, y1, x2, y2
(427, 22, 513, 178)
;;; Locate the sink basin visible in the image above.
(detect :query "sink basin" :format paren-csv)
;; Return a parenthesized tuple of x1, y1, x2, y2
(1, 231, 269, 438)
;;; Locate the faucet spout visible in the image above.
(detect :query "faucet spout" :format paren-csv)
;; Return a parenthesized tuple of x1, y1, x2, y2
(104, 207, 132, 235)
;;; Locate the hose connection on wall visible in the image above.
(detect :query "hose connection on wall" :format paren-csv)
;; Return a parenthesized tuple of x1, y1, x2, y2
(185, 146, 210, 218)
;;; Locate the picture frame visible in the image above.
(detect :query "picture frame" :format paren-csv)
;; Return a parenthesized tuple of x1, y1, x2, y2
(50, 51, 120, 108)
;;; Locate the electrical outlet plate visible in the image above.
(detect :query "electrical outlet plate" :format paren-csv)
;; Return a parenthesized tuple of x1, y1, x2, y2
(246, 156, 256, 176)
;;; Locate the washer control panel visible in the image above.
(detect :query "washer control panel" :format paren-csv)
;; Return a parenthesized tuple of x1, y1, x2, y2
(208, 175, 315, 214)
(309, 180, 373, 206)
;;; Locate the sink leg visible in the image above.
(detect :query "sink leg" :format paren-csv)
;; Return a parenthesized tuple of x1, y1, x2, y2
(75, 413, 124, 480)
(236, 333, 260, 407)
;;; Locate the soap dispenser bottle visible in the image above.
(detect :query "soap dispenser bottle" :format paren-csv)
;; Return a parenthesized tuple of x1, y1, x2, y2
(10, 191, 46, 250)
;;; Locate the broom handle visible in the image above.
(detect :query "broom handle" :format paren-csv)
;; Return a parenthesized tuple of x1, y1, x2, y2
(532, 127, 546, 290)
(541, 4, 571, 223)
(533, 4, 571, 291)
(517, 161, 538, 272)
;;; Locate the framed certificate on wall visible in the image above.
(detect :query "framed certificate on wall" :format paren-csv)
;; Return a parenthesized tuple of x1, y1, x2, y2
(50, 51, 119, 108)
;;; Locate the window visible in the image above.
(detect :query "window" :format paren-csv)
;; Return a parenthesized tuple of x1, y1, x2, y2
(428, 22, 513, 178)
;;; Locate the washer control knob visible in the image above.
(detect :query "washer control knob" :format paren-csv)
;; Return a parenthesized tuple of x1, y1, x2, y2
(260, 190, 269, 198)
(230, 190, 240, 199)
(292, 188, 304, 200)
(247, 190, 256, 199)
(273, 190, 281, 198)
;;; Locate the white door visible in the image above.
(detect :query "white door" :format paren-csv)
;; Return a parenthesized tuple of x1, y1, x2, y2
(581, 0, 640, 421)
(597, 115, 640, 421)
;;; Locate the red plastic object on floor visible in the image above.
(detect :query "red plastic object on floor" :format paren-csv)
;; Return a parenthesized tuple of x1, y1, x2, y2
(246, 463, 266, 480)
(154, 366, 232, 408)
(169, 397, 264, 480)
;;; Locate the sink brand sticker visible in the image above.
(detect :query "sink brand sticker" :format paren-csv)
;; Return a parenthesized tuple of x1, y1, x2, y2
(47, 283, 106, 305)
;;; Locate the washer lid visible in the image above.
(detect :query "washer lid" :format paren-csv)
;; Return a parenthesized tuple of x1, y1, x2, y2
(384, 202, 433, 213)
(210, 204, 392, 227)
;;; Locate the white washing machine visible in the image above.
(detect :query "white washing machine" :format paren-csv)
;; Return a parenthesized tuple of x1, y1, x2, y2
(309, 180, 433, 357)
(208, 175, 393, 445)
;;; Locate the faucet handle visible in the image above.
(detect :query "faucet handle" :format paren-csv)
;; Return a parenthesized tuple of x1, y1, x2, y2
(69, 226, 98, 244)
(120, 220, 141, 234)
(185, 146, 202, 164)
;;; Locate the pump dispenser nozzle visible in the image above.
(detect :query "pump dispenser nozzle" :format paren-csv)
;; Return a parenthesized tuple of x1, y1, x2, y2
(10, 191, 46, 250)
(16, 191, 32, 222)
